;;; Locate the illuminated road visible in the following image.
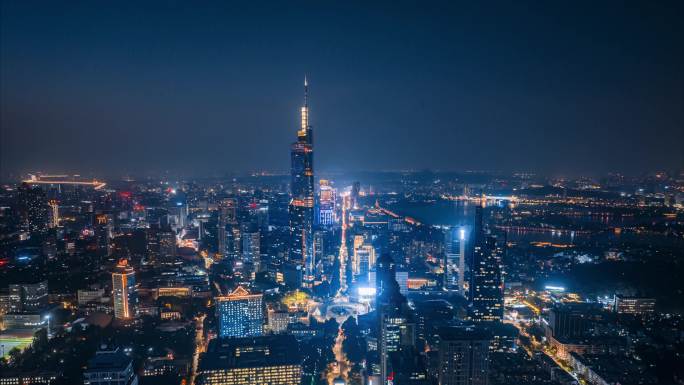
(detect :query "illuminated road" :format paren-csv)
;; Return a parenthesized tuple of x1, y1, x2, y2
(326, 327, 351, 385)
(325, 192, 354, 384)
(337, 194, 350, 297)
(509, 317, 582, 384)
(189, 314, 207, 385)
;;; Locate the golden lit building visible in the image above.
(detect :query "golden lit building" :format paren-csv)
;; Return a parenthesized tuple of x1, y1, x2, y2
(197, 335, 301, 385)
(112, 259, 137, 319)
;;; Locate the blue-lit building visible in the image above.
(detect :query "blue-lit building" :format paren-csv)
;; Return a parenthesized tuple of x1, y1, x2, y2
(317, 179, 335, 226)
(216, 286, 264, 338)
(289, 78, 315, 281)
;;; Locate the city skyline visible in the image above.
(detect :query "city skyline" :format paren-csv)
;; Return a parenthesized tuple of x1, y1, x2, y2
(1, 1, 683, 178)
(0, 3, 682, 385)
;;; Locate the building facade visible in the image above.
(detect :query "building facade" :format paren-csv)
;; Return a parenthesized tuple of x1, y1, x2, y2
(438, 327, 491, 385)
(216, 286, 263, 338)
(197, 335, 302, 385)
(112, 260, 137, 319)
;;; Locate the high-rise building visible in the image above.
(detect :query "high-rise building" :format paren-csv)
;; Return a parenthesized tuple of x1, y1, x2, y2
(216, 286, 264, 338)
(313, 230, 325, 271)
(157, 228, 177, 265)
(444, 226, 466, 295)
(83, 347, 139, 385)
(548, 303, 591, 339)
(95, 213, 114, 256)
(16, 183, 49, 234)
(289, 78, 315, 281)
(197, 335, 301, 385)
(9, 281, 48, 313)
(241, 228, 261, 273)
(112, 260, 137, 319)
(318, 179, 336, 226)
(48, 199, 59, 228)
(218, 198, 237, 257)
(469, 204, 503, 322)
(379, 312, 416, 383)
(438, 326, 491, 385)
(351, 181, 361, 209)
(354, 244, 376, 278)
(395, 269, 408, 297)
(145, 225, 160, 264)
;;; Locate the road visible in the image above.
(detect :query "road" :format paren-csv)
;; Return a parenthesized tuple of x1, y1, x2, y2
(336, 194, 350, 297)
(189, 314, 207, 385)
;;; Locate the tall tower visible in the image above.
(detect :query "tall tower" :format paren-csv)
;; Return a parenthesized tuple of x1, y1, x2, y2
(469, 199, 503, 322)
(289, 78, 315, 284)
(112, 259, 137, 319)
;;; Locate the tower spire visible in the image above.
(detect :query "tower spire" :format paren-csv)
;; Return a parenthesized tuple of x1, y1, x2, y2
(300, 76, 309, 133)
(304, 75, 308, 107)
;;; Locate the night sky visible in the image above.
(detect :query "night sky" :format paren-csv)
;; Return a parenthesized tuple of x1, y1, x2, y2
(1, 1, 682, 177)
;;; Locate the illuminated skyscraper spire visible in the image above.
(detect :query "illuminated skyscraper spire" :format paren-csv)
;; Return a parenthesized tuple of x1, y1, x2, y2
(300, 76, 310, 138)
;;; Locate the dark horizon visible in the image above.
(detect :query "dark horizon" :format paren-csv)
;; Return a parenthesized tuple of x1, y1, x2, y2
(1, 1, 683, 178)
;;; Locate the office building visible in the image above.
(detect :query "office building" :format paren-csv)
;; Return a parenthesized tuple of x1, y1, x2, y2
(48, 199, 59, 228)
(197, 335, 301, 385)
(9, 281, 48, 313)
(469, 204, 503, 322)
(218, 198, 237, 257)
(0, 371, 58, 385)
(112, 260, 137, 319)
(157, 228, 177, 265)
(318, 179, 335, 226)
(444, 226, 466, 295)
(395, 270, 408, 297)
(354, 244, 376, 278)
(548, 303, 591, 339)
(380, 312, 416, 383)
(241, 228, 261, 273)
(438, 326, 491, 385)
(216, 286, 263, 338)
(83, 347, 139, 385)
(614, 295, 656, 315)
(16, 183, 49, 234)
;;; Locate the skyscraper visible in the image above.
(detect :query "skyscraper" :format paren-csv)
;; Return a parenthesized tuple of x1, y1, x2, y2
(241, 227, 261, 273)
(469, 203, 503, 322)
(354, 244, 376, 278)
(216, 286, 264, 338)
(157, 228, 177, 265)
(351, 181, 361, 209)
(438, 326, 491, 385)
(16, 183, 49, 234)
(289, 78, 315, 282)
(444, 226, 466, 294)
(48, 199, 59, 228)
(112, 260, 137, 320)
(218, 198, 237, 257)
